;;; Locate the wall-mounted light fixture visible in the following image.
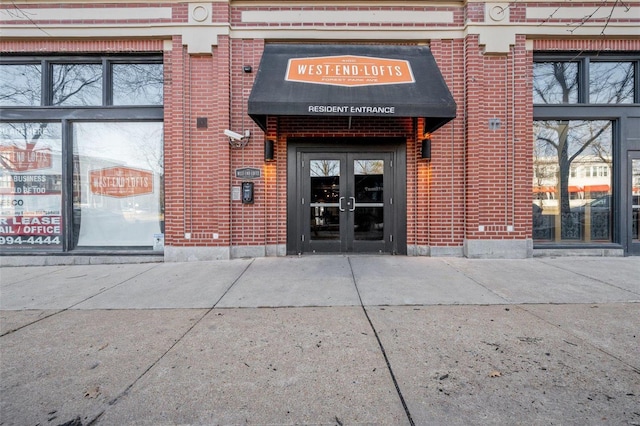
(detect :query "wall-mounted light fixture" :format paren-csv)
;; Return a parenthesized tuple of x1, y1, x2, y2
(265, 139, 275, 162)
(421, 137, 431, 160)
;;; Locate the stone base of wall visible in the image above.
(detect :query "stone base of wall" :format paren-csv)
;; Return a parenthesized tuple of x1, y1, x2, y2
(0, 255, 163, 267)
(164, 244, 287, 262)
(407, 245, 464, 257)
(533, 248, 624, 257)
(463, 239, 534, 259)
(164, 246, 230, 262)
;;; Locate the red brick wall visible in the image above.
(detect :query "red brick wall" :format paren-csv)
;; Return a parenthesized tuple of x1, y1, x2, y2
(0, 39, 163, 53)
(231, 5, 464, 28)
(164, 36, 236, 249)
(463, 35, 532, 242)
(425, 39, 466, 248)
(3, 0, 638, 257)
(227, 38, 268, 248)
(533, 39, 640, 51)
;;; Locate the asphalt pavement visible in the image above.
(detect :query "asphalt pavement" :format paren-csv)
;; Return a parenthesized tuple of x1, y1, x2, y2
(1, 255, 639, 425)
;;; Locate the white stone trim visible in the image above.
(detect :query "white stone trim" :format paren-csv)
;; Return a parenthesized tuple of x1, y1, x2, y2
(189, 3, 212, 24)
(526, 6, 638, 20)
(0, 7, 172, 22)
(241, 10, 454, 24)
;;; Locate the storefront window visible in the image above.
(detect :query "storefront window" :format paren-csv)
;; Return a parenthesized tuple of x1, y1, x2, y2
(533, 120, 613, 243)
(52, 63, 102, 106)
(0, 123, 63, 250)
(1, 55, 164, 254)
(533, 62, 579, 104)
(589, 62, 635, 104)
(73, 122, 163, 248)
(0, 64, 42, 107)
(112, 63, 164, 106)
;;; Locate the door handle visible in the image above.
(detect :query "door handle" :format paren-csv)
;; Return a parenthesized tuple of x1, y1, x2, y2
(349, 197, 356, 212)
(339, 197, 345, 212)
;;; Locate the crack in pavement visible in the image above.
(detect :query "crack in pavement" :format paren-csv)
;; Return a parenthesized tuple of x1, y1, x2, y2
(347, 256, 415, 426)
(98, 259, 255, 419)
(0, 264, 160, 337)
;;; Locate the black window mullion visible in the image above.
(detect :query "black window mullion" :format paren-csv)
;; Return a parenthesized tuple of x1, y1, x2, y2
(103, 58, 112, 106)
(41, 59, 51, 106)
(636, 60, 640, 103)
(580, 57, 589, 104)
(61, 119, 73, 251)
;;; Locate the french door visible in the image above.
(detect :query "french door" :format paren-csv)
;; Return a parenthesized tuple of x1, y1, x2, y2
(628, 151, 640, 255)
(301, 152, 393, 253)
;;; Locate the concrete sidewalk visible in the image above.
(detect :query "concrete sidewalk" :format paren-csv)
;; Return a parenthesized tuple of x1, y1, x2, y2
(1, 256, 639, 425)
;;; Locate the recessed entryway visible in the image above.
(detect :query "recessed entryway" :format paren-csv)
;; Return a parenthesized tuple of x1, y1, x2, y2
(287, 138, 406, 255)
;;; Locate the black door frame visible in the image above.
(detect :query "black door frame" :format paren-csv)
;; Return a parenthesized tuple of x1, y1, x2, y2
(287, 138, 406, 255)
(627, 150, 640, 255)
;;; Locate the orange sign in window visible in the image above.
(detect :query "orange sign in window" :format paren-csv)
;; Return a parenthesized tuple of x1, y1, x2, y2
(0, 146, 52, 172)
(286, 55, 415, 87)
(90, 166, 153, 198)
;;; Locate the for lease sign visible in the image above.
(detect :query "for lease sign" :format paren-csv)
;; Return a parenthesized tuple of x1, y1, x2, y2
(286, 55, 415, 87)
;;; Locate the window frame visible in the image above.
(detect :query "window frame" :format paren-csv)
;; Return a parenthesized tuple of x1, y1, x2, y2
(533, 53, 640, 106)
(0, 55, 164, 108)
(533, 52, 640, 250)
(0, 55, 164, 254)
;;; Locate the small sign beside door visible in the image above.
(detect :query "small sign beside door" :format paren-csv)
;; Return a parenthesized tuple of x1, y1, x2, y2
(235, 167, 261, 179)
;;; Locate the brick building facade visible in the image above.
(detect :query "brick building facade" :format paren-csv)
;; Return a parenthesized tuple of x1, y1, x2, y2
(1, 1, 639, 263)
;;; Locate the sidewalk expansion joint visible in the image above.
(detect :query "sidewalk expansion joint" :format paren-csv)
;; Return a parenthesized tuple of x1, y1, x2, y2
(347, 256, 415, 426)
(537, 259, 640, 298)
(442, 258, 512, 303)
(516, 304, 640, 375)
(0, 264, 161, 337)
(212, 258, 255, 308)
(105, 258, 256, 412)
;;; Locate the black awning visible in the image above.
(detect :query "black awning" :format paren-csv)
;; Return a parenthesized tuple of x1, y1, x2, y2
(248, 44, 456, 134)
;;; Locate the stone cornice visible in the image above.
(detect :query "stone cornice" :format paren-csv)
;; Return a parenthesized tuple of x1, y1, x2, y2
(1, 1, 638, 54)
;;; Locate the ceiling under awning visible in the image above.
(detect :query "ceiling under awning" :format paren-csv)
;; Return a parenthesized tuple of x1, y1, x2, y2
(248, 44, 457, 134)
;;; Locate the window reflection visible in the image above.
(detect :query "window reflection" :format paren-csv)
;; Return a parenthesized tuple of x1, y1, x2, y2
(533, 120, 612, 243)
(0, 64, 42, 107)
(52, 64, 102, 106)
(589, 62, 635, 104)
(310, 160, 340, 241)
(533, 62, 579, 104)
(633, 160, 640, 242)
(73, 122, 164, 248)
(113, 63, 164, 105)
(0, 122, 63, 251)
(354, 160, 384, 241)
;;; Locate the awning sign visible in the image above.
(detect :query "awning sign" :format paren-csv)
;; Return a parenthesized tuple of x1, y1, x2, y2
(90, 166, 154, 198)
(248, 44, 457, 133)
(286, 55, 415, 87)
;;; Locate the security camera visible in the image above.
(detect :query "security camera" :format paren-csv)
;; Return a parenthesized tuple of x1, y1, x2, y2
(224, 129, 244, 141)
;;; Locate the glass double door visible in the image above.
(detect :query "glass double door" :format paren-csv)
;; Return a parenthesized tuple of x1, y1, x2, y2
(629, 152, 640, 255)
(302, 152, 393, 253)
